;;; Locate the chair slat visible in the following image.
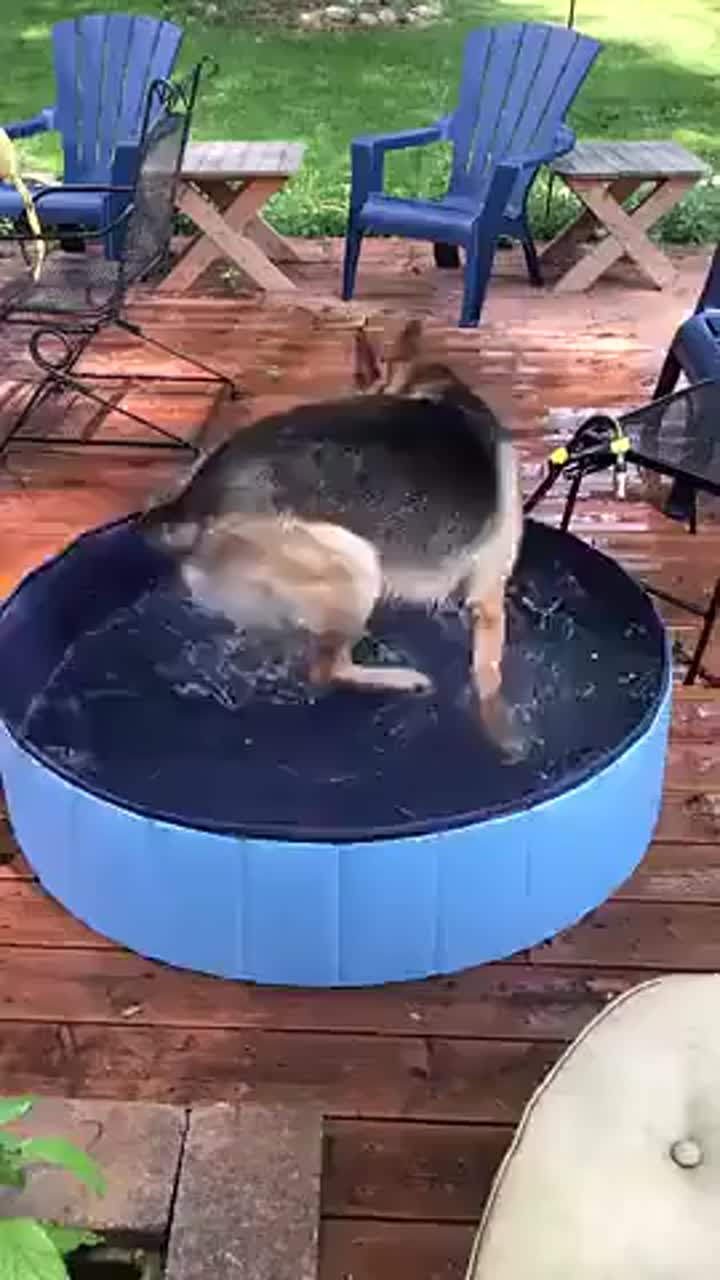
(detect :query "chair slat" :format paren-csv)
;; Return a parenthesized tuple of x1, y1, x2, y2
(77, 14, 109, 179)
(51, 13, 182, 185)
(52, 18, 82, 179)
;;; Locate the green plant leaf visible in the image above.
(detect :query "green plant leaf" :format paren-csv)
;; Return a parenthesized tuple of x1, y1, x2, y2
(0, 1096, 34, 1127)
(18, 1139, 106, 1196)
(0, 1148, 26, 1187)
(42, 1225, 104, 1256)
(0, 1218, 69, 1280)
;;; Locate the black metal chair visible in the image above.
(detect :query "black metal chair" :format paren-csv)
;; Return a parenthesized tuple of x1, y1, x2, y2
(524, 383, 720, 686)
(654, 244, 720, 522)
(0, 60, 238, 460)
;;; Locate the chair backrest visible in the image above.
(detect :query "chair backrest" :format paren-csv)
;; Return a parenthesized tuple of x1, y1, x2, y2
(447, 23, 599, 208)
(695, 244, 720, 313)
(119, 62, 201, 292)
(52, 13, 182, 184)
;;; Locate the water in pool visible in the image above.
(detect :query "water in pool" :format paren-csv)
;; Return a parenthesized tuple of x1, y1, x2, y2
(14, 521, 666, 838)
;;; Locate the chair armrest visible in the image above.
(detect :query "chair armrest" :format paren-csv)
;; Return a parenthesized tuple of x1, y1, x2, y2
(349, 117, 450, 205)
(548, 123, 576, 162)
(352, 119, 450, 152)
(506, 125, 577, 173)
(4, 107, 55, 140)
(31, 183, 133, 205)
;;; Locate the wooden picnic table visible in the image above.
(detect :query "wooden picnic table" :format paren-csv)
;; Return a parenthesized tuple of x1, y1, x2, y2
(160, 140, 306, 295)
(540, 140, 709, 292)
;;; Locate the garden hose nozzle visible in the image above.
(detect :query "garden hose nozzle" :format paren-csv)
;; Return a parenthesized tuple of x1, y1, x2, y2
(610, 431, 630, 500)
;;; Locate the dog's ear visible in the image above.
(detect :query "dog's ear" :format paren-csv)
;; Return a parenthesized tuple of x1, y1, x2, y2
(354, 323, 382, 390)
(386, 318, 423, 368)
(383, 318, 425, 393)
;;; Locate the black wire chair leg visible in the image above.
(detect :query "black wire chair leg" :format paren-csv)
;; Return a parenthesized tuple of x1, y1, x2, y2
(523, 468, 560, 515)
(16, 368, 199, 454)
(0, 377, 60, 457)
(114, 316, 242, 398)
(684, 575, 720, 686)
(561, 469, 584, 531)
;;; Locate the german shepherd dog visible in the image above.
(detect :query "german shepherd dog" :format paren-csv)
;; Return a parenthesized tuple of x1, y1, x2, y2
(139, 320, 524, 751)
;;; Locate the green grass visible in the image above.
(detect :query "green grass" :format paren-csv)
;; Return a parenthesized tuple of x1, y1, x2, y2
(3, 0, 720, 239)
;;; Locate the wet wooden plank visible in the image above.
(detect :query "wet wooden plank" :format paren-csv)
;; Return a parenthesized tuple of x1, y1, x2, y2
(531, 900, 720, 969)
(0, 1023, 558, 1121)
(323, 1119, 511, 1222)
(618, 842, 720, 903)
(0, 882, 114, 948)
(654, 789, 720, 843)
(664, 743, 720, 791)
(320, 1219, 474, 1280)
(667, 690, 720, 741)
(0, 948, 636, 1038)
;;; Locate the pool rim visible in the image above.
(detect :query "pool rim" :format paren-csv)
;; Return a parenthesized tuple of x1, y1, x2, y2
(0, 514, 671, 846)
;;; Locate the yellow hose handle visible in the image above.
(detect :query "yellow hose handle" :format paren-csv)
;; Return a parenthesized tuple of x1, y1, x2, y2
(0, 128, 45, 281)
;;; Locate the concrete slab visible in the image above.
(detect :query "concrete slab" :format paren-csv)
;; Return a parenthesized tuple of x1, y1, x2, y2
(166, 1103, 322, 1280)
(0, 1097, 186, 1236)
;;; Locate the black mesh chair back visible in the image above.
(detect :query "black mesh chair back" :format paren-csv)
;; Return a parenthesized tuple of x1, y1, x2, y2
(622, 379, 720, 495)
(118, 80, 197, 296)
(0, 66, 200, 321)
(0, 60, 237, 458)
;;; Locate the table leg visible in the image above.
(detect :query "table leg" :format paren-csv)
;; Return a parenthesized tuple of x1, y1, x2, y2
(553, 176, 692, 292)
(540, 177, 640, 273)
(200, 179, 301, 263)
(188, 177, 299, 264)
(160, 177, 298, 294)
(245, 212, 301, 264)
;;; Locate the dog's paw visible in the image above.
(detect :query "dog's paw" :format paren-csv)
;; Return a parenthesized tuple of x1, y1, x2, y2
(363, 665, 433, 694)
(481, 693, 531, 762)
(399, 667, 434, 694)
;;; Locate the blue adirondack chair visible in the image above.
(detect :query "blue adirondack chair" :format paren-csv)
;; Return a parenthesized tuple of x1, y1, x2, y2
(653, 244, 720, 522)
(342, 22, 600, 327)
(655, 244, 720, 398)
(0, 13, 182, 239)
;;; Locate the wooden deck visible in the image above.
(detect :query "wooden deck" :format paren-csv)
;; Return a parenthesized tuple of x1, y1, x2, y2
(0, 255, 719, 1280)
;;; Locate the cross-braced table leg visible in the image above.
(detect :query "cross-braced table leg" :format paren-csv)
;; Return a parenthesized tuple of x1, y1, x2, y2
(542, 174, 694, 292)
(540, 177, 637, 275)
(160, 176, 300, 294)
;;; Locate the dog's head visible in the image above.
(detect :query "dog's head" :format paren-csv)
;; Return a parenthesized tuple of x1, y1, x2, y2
(354, 318, 463, 402)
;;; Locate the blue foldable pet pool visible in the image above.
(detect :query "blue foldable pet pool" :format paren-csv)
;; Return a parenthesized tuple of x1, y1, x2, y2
(0, 516, 670, 986)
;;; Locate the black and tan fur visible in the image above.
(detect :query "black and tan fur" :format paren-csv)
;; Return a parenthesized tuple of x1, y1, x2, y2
(139, 320, 523, 748)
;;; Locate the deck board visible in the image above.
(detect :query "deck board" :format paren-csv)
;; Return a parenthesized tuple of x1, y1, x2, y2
(0, 255, 718, 1280)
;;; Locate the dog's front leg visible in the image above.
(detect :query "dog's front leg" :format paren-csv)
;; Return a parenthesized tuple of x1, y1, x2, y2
(469, 584, 505, 703)
(468, 577, 526, 759)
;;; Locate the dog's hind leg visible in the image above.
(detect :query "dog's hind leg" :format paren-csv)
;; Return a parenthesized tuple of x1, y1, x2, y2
(312, 634, 432, 692)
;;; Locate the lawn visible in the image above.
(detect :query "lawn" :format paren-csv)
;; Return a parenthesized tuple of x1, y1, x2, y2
(3, 0, 720, 240)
